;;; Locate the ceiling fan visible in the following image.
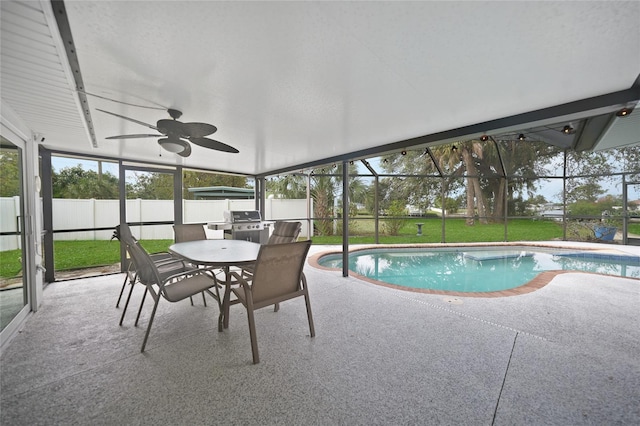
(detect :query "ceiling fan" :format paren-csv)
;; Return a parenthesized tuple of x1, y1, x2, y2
(97, 108, 239, 157)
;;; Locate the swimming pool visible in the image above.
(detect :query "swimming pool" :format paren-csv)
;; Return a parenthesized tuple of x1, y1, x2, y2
(314, 246, 640, 294)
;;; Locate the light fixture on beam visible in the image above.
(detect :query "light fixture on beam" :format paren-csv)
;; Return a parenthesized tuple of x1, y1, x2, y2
(401, 150, 407, 155)
(480, 135, 489, 142)
(562, 125, 574, 134)
(616, 107, 633, 117)
(518, 134, 526, 141)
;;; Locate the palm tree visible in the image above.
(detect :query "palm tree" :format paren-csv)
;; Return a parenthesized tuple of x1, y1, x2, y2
(266, 174, 307, 199)
(267, 163, 366, 236)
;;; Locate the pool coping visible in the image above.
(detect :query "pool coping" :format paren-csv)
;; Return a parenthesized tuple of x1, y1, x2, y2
(307, 242, 640, 298)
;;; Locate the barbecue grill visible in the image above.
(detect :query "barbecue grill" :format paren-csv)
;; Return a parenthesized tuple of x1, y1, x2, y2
(208, 210, 271, 243)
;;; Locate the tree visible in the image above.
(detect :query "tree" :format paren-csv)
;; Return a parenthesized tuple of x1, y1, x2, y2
(267, 175, 307, 199)
(528, 194, 548, 205)
(378, 151, 442, 214)
(311, 172, 335, 236)
(0, 150, 20, 197)
(434, 196, 463, 214)
(564, 146, 640, 204)
(382, 139, 558, 225)
(52, 165, 119, 199)
(126, 170, 248, 200)
(126, 172, 173, 199)
(563, 151, 609, 204)
(268, 164, 367, 236)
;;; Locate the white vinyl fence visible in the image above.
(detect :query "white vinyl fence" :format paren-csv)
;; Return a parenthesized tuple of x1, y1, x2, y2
(0, 197, 312, 250)
(0, 196, 22, 251)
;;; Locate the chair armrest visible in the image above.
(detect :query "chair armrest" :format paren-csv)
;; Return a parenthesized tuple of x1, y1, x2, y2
(159, 267, 218, 289)
(228, 270, 252, 289)
(149, 252, 174, 262)
(151, 254, 185, 268)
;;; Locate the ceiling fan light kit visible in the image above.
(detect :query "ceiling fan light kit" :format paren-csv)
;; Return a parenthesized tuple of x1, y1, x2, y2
(158, 137, 189, 152)
(98, 108, 239, 157)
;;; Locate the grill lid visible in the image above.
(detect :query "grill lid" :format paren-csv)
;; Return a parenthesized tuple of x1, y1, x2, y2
(224, 210, 262, 223)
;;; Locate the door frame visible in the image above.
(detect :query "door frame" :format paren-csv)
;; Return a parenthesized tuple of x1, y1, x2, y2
(0, 122, 38, 349)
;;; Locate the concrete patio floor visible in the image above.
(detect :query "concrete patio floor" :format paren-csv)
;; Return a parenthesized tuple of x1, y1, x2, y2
(1, 244, 639, 425)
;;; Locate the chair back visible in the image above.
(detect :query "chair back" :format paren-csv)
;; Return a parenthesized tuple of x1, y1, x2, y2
(250, 240, 311, 303)
(267, 221, 302, 244)
(173, 224, 206, 243)
(114, 223, 138, 273)
(114, 223, 137, 245)
(125, 239, 162, 286)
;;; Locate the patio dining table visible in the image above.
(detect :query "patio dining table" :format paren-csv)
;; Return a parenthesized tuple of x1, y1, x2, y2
(168, 239, 261, 331)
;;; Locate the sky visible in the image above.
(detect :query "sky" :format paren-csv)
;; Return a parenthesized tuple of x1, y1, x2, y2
(52, 156, 118, 177)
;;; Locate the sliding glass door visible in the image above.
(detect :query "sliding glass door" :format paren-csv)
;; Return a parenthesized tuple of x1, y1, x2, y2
(0, 136, 29, 336)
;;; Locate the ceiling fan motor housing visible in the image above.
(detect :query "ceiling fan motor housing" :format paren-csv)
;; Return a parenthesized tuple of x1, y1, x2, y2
(167, 109, 183, 120)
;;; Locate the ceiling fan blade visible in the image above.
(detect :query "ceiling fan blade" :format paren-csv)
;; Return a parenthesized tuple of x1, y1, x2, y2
(182, 122, 217, 137)
(96, 109, 158, 131)
(157, 120, 217, 138)
(177, 142, 192, 157)
(156, 119, 184, 136)
(106, 134, 162, 139)
(189, 137, 239, 153)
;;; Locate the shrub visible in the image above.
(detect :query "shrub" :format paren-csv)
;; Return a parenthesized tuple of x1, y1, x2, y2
(383, 201, 408, 235)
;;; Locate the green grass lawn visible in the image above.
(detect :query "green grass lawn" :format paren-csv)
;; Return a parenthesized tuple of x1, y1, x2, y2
(312, 218, 565, 244)
(1, 219, 639, 278)
(0, 239, 173, 278)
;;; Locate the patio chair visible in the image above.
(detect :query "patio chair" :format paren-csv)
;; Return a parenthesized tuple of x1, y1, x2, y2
(266, 221, 302, 244)
(113, 224, 173, 308)
(173, 224, 207, 243)
(114, 224, 194, 326)
(126, 238, 222, 352)
(173, 223, 210, 306)
(229, 240, 314, 364)
(242, 221, 302, 312)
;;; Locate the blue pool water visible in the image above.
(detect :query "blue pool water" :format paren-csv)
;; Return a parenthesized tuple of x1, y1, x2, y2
(317, 247, 640, 293)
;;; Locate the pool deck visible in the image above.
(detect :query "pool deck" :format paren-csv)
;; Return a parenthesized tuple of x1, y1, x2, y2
(1, 241, 638, 425)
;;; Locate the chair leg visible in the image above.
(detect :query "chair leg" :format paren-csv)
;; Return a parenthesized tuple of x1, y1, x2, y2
(116, 273, 129, 308)
(119, 278, 137, 326)
(190, 296, 194, 306)
(217, 281, 226, 332)
(134, 287, 149, 327)
(202, 291, 207, 307)
(273, 303, 280, 312)
(304, 293, 315, 338)
(246, 308, 260, 364)
(141, 292, 161, 352)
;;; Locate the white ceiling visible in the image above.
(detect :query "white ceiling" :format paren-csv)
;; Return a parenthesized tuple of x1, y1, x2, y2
(2, 1, 639, 176)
